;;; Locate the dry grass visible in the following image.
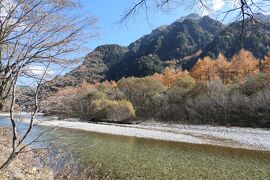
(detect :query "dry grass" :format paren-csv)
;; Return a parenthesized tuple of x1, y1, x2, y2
(0, 128, 53, 180)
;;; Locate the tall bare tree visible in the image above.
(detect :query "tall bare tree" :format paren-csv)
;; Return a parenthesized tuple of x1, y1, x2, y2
(0, 0, 96, 169)
(0, 0, 96, 110)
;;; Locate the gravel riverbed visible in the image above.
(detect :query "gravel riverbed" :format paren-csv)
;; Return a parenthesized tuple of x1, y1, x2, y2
(1, 113, 270, 151)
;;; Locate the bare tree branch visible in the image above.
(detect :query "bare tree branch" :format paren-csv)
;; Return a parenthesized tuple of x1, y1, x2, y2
(0, 0, 97, 170)
(119, 0, 270, 24)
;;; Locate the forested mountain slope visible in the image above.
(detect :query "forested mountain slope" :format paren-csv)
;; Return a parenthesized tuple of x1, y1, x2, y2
(47, 14, 270, 91)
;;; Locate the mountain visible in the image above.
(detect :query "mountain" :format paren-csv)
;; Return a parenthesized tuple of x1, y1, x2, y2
(175, 13, 202, 22)
(46, 14, 270, 91)
(107, 15, 224, 79)
(128, 15, 223, 60)
(44, 45, 128, 92)
(201, 19, 270, 59)
(253, 13, 270, 23)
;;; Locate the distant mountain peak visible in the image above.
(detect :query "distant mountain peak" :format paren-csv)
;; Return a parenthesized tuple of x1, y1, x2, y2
(175, 13, 201, 23)
(253, 13, 270, 22)
(150, 25, 169, 36)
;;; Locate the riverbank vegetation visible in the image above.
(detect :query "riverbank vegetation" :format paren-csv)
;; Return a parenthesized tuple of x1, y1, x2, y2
(0, 128, 53, 179)
(43, 50, 270, 128)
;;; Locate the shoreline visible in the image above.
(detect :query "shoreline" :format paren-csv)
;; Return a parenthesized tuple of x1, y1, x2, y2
(0, 127, 53, 179)
(1, 113, 270, 151)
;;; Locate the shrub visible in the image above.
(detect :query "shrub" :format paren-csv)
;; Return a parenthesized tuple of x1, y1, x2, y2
(118, 77, 166, 118)
(90, 99, 135, 122)
(162, 75, 196, 121)
(240, 73, 270, 96)
(173, 73, 196, 89)
(88, 91, 106, 101)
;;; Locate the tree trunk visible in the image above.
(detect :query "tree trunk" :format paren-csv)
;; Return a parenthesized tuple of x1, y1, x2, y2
(0, 152, 16, 170)
(0, 101, 4, 112)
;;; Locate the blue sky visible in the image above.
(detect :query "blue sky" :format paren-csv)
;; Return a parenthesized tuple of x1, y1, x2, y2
(79, 0, 240, 51)
(80, 0, 196, 50)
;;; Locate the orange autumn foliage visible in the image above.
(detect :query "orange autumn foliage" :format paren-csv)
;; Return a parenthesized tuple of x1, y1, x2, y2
(100, 80, 118, 89)
(230, 49, 259, 79)
(190, 49, 261, 83)
(151, 68, 186, 87)
(214, 54, 231, 83)
(190, 56, 218, 81)
(263, 53, 270, 72)
(56, 81, 95, 96)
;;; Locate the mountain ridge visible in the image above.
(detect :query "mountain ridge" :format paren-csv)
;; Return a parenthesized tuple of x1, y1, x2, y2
(45, 14, 270, 91)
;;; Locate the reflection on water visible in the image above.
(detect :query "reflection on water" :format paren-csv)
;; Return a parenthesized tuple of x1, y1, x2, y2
(1, 118, 270, 179)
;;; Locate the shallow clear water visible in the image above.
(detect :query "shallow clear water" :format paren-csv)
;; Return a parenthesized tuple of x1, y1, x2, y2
(1, 118, 270, 179)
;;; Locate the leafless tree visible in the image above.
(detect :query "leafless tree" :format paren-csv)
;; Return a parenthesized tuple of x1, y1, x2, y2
(120, 0, 270, 23)
(0, 62, 49, 169)
(0, 0, 97, 110)
(0, 0, 97, 170)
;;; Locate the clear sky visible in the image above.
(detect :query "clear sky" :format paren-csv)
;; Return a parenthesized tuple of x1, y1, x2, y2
(80, 0, 198, 50)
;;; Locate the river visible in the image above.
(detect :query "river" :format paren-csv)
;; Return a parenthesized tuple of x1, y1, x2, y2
(1, 117, 270, 179)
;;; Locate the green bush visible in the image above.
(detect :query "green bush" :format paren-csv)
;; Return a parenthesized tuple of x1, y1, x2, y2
(118, 77, 166, 118)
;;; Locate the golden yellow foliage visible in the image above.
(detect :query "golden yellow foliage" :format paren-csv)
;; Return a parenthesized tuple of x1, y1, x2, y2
(151, 67, 184, 87)
(263, 52, 270, 72)
(99, 80, 118, 89)
(190, 50, 260, 83)
(190, 56, 217, 81)
(55, 81, 95, 96)
(231, 49, 259, 79)
(91, 99, 135, 121)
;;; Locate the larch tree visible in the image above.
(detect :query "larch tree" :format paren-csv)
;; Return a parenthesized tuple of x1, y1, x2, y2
(190, 56, 217, 81)
(263, 52, 270, 72)
(230, 49, 259, 80)
(152, 67, 183, 87)
(214, 54, 231, 83)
